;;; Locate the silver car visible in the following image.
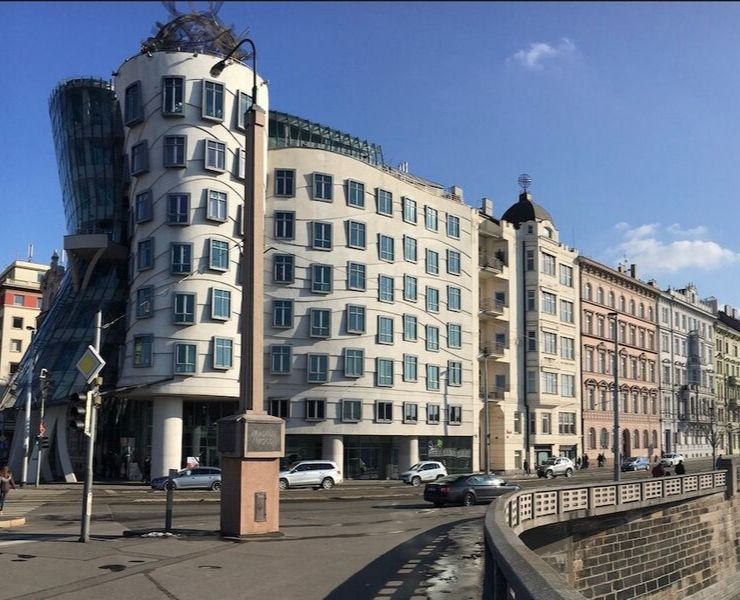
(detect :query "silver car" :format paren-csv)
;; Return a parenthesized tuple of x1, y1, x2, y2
(279, 460, 343, 490)
(150, 467, 222, 491)
(536, 457, 575, 479)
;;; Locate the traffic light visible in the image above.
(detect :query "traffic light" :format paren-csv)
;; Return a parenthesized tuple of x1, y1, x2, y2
(69, 391, 92, 433)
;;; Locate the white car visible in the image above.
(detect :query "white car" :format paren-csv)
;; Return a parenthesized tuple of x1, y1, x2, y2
(279, 460, 343, 490)
(400, 461, 448, 486)
(660, 453, 685, 467)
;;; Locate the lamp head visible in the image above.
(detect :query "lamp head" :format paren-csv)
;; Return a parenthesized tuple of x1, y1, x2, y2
(210, 61, 226, 78)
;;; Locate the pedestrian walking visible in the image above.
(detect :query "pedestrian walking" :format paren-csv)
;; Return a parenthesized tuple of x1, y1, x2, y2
(582, 454, 590, 469)
(716, 454, 723, 469)
(675, 460, 686, 475)
(142, 455, 151, 484)
(0, 466, 17, 516)
(652, 463, 665, 478)
(523, 459, 530, 476)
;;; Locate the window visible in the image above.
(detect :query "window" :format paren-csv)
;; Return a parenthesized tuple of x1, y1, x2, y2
(312, 173, 333, 201)
(307, 354, 329, 383)
(163, 135, 186, 167)
(403, 355, 418, 382)
(305, 398, 326, 421)
(542, 292, 557, 315)
(344, 348, 364, 378)
(162, 76, 184, 115)
(273, 255, 294, 283)
(543, 332, 557, 354)
(135, 190, 152, 223)
(542, 253, 556, 275)
(346, 304, 366, 334)
(426, 287, 439, 312)
(209, 239, 229, 271)
(270, 345, 292, 374)
(378, 235, 395, 262)
(347, 221, 366, 249)
(378, 275, 394, 302)
(447, 324, 462, 349)
(600, 428, 609, 449)
(446, 214, 460, 239)
(527, 330, 537, 352)
(136, 286, 154, 318)
(447, 250, 461, 275)
(173, 293, 196, 324)
(559, 264, 573, 286)
(9, 339, 21, 353)
(447, 286, 461, 311)
(561, 374, 575, 397)
(312, 222, 332, 250)
(309, 308, 331, 338)
(131, 141, 149, 175)
(275, 169, 295, 197)
(526, 289, 536, 311)
(427, 403, 440, 423)
(133, 335, 153, 367)
(207, 190, 228, 222)
(137, 239, 154, 271)
(124, 82, 142, 125)
(514, 412, 522, 434)
(543, 372, 558, 394)
(526, 249, 535, 271)
(174, 343, 197, 374)
(274, 211, 295, 239)
(447, 361, 462, 386)
(403, 275, 417, 302)
(346, 180, 365, 208)
(427, 365, 439, 392)
(561, 337, 574, 360)
(342, 399, 362, 422)
(403, 314, 418, 341)
(541, 413, 552, 434)
(376, 188, 393, 215)
(268, 398, 289, 419)
(559, 412, 576, 435)
(426, 249, 439, 275)
(167, 193, 189, 224)
(347, 262, 366, 291)
(560, 300, 574, 323)
(447, 406, 462, 424)
(212, 289, 231, 320)
(205, 140, 226, 172)
(596, 287, 605, 304)
(378, 316, 394, 344)
(403, 236, 417, 262)
(213, 337, 233, 369)
(11, 317, 22, 329)
(426, 325, 439, 351)
(402, 197, 417, 224)
(376, 359, 394, 387)
(425, 206, 438, 231)
(403, 402, 418, 423)
(202, 80, 224, 120)
(310, 264, 332, 294)
(376, 400, 393, 421)
(272, 299, 292, 328)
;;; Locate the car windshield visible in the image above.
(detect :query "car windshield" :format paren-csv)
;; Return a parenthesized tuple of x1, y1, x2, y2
(408, 463, 422, 471)
(542, 459, 557, 465)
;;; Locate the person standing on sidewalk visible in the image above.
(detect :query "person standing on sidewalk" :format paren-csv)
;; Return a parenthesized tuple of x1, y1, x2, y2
(0, 466, 16, 515)
(523, 459, 530, 476)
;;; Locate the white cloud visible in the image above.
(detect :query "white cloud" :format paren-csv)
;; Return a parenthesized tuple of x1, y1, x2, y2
(610, 222, 740, 274)
(508, 37, 577, 71)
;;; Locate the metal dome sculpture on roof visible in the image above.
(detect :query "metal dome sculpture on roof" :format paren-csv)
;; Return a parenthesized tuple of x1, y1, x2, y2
(501, 173, 555, 227)
(140, 1, 251, 61)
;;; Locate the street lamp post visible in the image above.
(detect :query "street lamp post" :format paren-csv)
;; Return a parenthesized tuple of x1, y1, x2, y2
(608, 313, 621, 482)
(20, 327, 36, 487)
(478, 353, 490, 474)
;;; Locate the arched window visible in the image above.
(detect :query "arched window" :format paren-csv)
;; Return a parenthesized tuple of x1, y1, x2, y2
(588, 388, 596, 410)
(651, 397, 657, 414)
(648, 307, 654, 321)
(633, 429, 640, 449)
(600, 428, 609, 448)
(632, 392, 639, 413)
(642, 395, 648, 414)
(584, 283, 592, 301)
(600, 389, 608, 411)
(620, 296, 626, 311)
(608, 291, 615, 308)
(639, 303, 645, 318)
(630, 299, 636, 315)
(597, 287, 604, 304)
(643, 430, 649, 449)
(589, 428, 596, 450)
(651, 430, 658, 449)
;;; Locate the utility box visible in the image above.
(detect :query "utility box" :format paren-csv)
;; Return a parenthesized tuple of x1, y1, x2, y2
(218, 412, 284, 459)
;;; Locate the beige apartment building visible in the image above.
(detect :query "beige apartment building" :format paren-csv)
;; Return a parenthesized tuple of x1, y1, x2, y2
(713, 307, 740, 455)
(578, 259, 660, 466)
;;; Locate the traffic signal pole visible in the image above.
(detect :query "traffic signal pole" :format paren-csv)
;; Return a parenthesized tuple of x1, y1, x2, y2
(80, 310, 101, 543)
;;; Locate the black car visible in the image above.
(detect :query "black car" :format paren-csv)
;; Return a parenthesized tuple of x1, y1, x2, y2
(423, 473, 521, 507)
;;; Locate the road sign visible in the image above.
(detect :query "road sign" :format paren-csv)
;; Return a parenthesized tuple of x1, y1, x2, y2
(76, 345, 106, 384)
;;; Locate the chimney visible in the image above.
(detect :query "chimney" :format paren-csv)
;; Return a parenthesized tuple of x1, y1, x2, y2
(617, 264, 624, 273)
(450, 185, 464, 202)
(630, 263, 637, 279)
(481, 197, 494, 217)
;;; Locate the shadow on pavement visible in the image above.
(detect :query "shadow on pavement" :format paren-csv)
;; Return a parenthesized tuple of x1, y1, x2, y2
(325, 517, 480, 600)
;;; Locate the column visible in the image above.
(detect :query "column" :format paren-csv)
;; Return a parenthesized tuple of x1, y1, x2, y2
(322, 434, 344, 474)
(398, 436, 419, 473)
(152, 397, 183, 478)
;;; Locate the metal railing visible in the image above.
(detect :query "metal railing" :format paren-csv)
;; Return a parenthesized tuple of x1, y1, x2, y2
(479, 253, 505, 272)
(479, 385, 509, 400)
(479, 299, 505, 315)
(481, 342, 507, 356)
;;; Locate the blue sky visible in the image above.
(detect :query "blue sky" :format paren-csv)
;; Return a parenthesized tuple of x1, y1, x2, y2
(3, 2, 740, 306)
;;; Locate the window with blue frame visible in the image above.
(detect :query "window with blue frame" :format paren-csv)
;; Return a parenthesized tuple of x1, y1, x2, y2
(403, 236, 417, 262)
(426, 249, 439, 275)
(377, 316, 394, 344)
(446, 214, 460, 239)
(447, 286, 461, 311)
(273, 255, 294, 283)
(403, 275, 417, 302)
(213, 337, 233, 369)
(426, 287, 439, 313)
(272, 299, 293, 328)
(378, 235, 394, 262)
(312, 173, 333, 201)
(312, 222, 332, 250)
(426, 325, 439, 351)
(270, 345, 292, 374)
(174, 343, 197, 374)
(447, 250, 461, 275)
(344, 348, 364, 378)
(307, 353, 329, 382)
(378, 275, 394, 303)
(347, 221, 366, 249)
(167, 193, 189, 225)
(403, 314, 418, 341)
(376, 359, 394, 387)
(346, 304, 366, 334)
(447, 323, 462, 348)
(403, 355, 418, 382)
(426, 365, 440, 391)
(274, 211, 295, 239)
(347, 262, 366, 291)
(310, 308, 331, 338)
(209, 239, 229, 271)
(346, 180, 365, 208)
(173, 293, 196, 324)
(447, 361, 462, 386)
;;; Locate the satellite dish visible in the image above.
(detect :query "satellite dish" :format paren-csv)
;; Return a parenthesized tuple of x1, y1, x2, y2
(517, 173, 532, 192)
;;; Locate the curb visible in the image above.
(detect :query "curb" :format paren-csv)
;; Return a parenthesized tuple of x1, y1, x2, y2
(0, 517, 26, 529)
(132, 493, 421, 504)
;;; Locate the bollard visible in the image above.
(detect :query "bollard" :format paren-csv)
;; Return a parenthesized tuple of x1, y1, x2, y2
(165, 468, 176, 532)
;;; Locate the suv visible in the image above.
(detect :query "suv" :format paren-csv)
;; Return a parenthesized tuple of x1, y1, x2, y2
(621, 457, 650, 472)
(279, 460, 342, 490)
(537, 457, 575, 479)
(400, 461, 448, 486)
(661, 453, 685, 467)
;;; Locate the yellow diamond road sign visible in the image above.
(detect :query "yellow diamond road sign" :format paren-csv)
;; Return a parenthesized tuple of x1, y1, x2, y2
(76, 345, 106, 384)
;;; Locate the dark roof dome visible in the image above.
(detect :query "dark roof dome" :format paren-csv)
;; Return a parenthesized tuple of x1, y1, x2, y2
(501, 192, 554, 227)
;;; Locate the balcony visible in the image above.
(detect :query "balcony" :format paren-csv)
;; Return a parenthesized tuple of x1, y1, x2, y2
(481, 341, 507, 357)
(479, 298, 505, 318)
(479, 253, 504, 276)
(479, 385, 509, 400)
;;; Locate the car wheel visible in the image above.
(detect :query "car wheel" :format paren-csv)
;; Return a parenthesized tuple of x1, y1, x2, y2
(411, 476, 422, 487)
(565, 468, 573, 477)
(165, 480, 176, 492)
(545, 470, 554, 479)
(321, 477, 335, 490)
(433, 501, 445, 507)
(279, 478, 288, 491)
(435, 474, 444, 480)
(211, 481, 221, 491)
(462, 492, 476, 507)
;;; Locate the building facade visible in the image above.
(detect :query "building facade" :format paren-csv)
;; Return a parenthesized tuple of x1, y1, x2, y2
(713, 307, 740, 455)
(578, 260, 660, 466)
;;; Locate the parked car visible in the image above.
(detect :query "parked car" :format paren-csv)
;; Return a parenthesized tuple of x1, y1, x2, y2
(150, 467, 221, 491)
(279, 460, 343, 490)
(424, 473, 521, 507)
(537, 457, 575, 479)
(621, 457, 650, 472)
(400, 461, 448, 486)
(661, 453, 685, 467)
